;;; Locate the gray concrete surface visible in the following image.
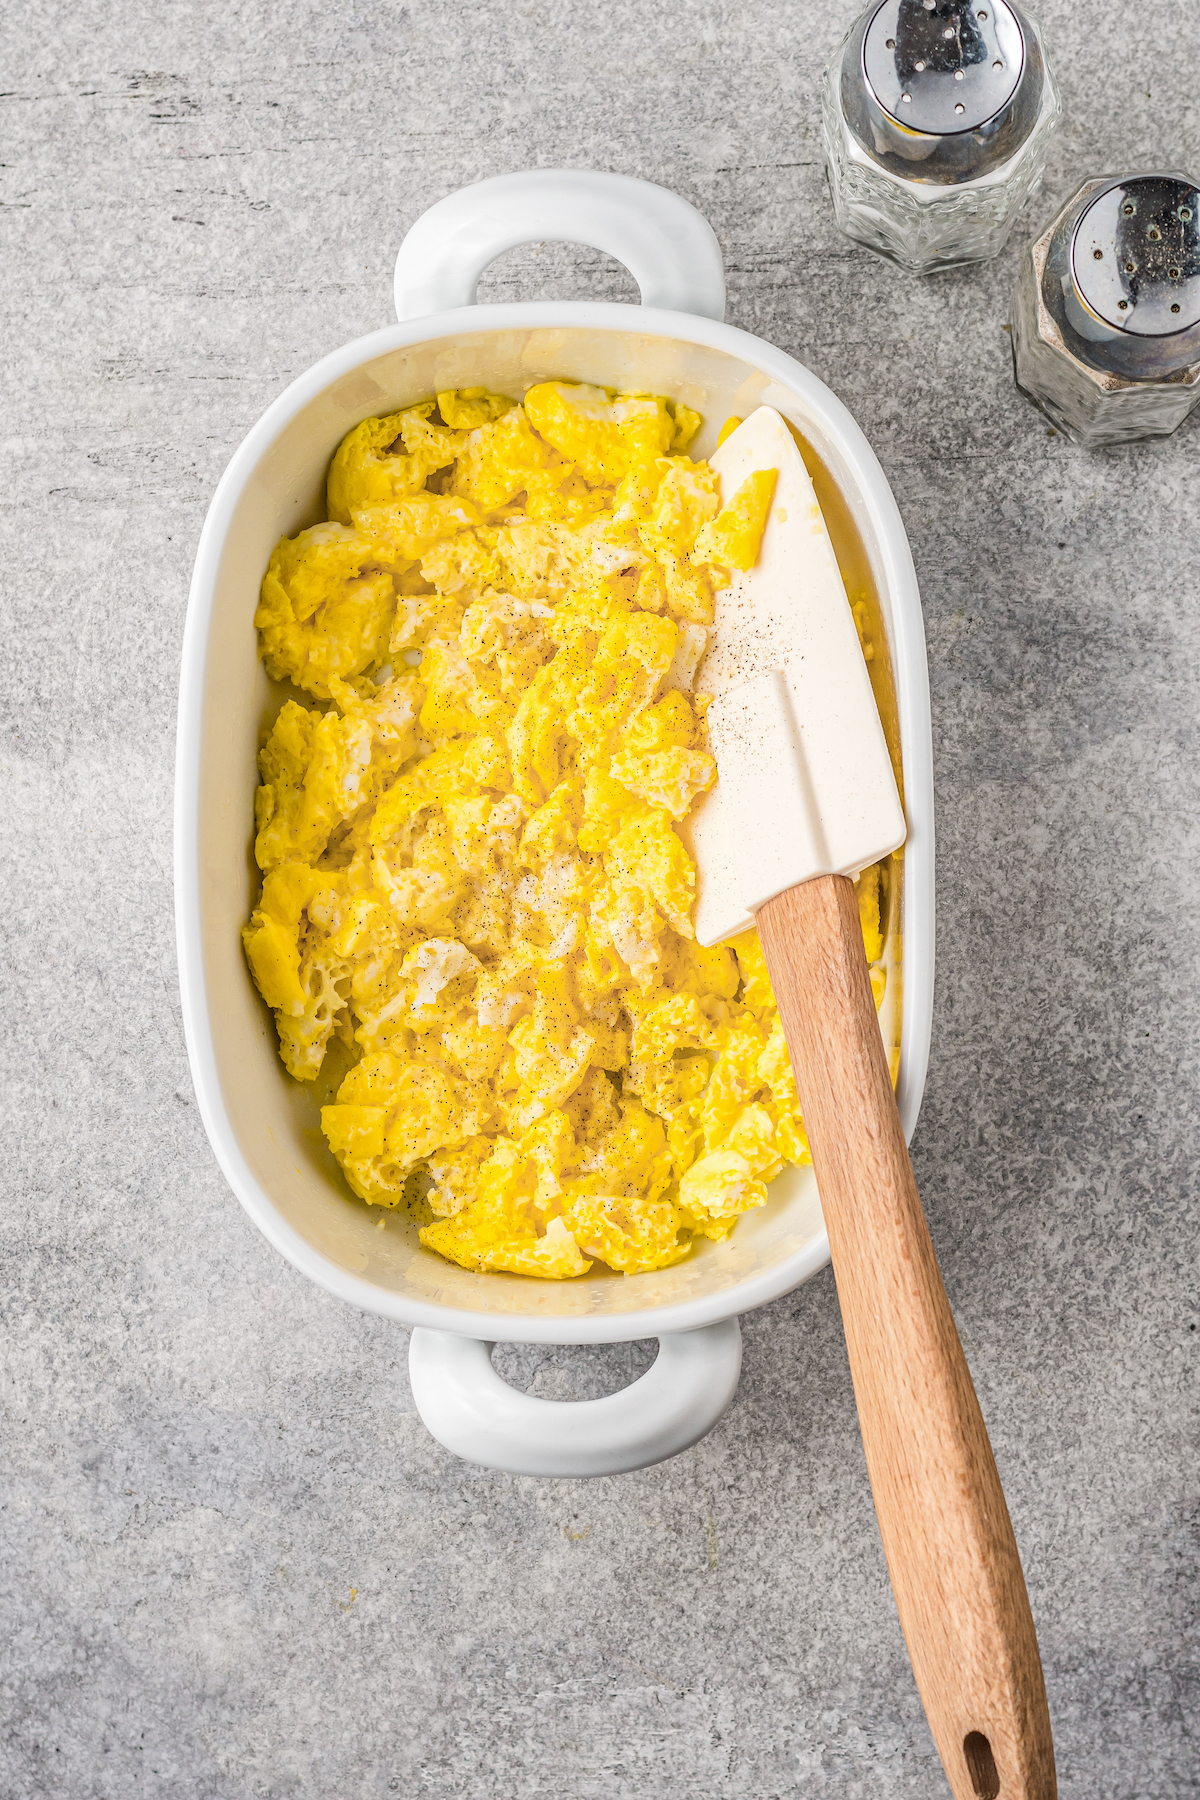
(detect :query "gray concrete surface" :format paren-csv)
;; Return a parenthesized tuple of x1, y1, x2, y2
(2, 2, 1197, 1795)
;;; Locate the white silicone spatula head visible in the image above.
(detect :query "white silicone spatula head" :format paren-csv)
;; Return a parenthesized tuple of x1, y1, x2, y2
(686, 406, 907, 947)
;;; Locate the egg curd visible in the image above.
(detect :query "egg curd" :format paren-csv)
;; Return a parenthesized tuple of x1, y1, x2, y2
(242, 383, 887, 1280)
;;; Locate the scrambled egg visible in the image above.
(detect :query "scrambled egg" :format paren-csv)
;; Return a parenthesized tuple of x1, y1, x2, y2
(244, 383, 888, 1280)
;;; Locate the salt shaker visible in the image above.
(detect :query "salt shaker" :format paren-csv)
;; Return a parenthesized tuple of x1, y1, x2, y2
(1009, 171, 1200, 446)
(822, 0, 1061, 275)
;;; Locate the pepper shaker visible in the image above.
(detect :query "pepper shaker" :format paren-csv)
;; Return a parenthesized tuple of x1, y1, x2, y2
(1009, 172, 1200, 446)
(822, 0, 1061, 275)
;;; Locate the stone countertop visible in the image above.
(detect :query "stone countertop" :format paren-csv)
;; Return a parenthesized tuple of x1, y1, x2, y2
(2, 3, 1196, 1796)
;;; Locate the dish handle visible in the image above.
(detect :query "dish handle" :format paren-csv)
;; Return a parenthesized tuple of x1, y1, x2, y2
(393, 168, 727, 323)
(407, 1318, 742, 1477)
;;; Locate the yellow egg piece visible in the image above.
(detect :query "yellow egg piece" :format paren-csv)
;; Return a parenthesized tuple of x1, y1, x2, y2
(693, 467, 778, 573)
(327, 405, 464, 523)
(255, 523, 401, 699)
(436, 388, 515, 429)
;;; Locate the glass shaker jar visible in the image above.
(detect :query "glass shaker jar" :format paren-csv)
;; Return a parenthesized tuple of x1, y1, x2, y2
(1009, 172, 1200, 446)
(822, 0, 1061, 275)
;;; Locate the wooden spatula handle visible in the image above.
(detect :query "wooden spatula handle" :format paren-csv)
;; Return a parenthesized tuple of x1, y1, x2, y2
(757, 873, 1056, 1800)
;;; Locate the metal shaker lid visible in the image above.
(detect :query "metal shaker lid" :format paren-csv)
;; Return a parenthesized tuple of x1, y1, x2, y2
(841, 0, 1046, 184)
(1069, 174, 1200, 339)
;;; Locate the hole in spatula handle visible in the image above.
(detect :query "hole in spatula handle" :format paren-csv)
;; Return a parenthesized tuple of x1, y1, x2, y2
(964, 1732, 1000, 1799)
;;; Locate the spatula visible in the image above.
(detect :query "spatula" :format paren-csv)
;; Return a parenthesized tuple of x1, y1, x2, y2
(688, 407, 1056, 1800)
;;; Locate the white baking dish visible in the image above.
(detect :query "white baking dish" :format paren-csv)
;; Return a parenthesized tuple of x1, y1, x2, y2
(176, 170, 934, 1478)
